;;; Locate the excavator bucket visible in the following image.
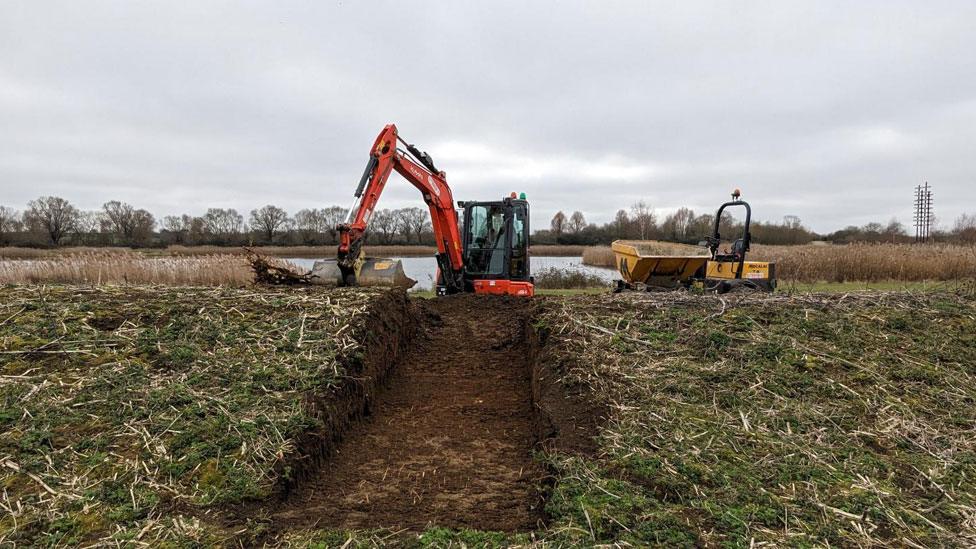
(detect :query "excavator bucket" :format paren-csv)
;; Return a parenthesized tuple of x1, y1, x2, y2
(309, 258, 417, 289)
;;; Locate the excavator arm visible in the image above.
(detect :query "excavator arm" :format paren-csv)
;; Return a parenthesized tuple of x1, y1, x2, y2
(336, 124, 465, 292)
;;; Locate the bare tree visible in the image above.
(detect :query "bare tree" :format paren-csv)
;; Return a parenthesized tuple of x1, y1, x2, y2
(397, 207, 430, 243)
(292, 206, 350, 244)
(102, 201, 134, 239)
(293, 208, 328, 244)
(162, 215, 183, 233)
(630, 200, 656, 240)
(322, 206, 349, 243)
(203, 208, 245, 240)
(717, 211, 737, 238)
(568, 211, 587, 233)
(24, 196, 80, 246)
(662, 207, 694, 241)
(743, 214, 815, 245)
(102, 201, 155, 245)
(75, 211, 105, 245)
(162, 215, 187, 243)
(550, 211, 567, 237)
(689, 213, 714, 240)
(370, 209, 400, 244)
(249, 205, 289, 243)
(612, 209, 631, 238)
(0, 206, 20, 244)
(954, 213, 976, 243)
(862, 222, 884, 239)
(883, 218, 907, 242)
(162, 215, 185, 244)
(131, 210, 155, 245)
(181, 215, 206, 245)
(161, 214, 206, 245)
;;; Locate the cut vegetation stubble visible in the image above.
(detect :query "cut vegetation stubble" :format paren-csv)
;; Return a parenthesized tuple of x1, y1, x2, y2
(0, 252, 296, 286)
(537, 289, 976, 546)
(3, 283, 976, 546)
(0, 285, 413, 545)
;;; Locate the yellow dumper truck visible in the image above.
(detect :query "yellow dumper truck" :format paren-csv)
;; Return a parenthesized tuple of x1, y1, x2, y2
(612, 190, 776, 293)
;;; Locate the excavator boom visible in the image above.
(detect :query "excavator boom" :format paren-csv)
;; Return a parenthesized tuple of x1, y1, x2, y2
(310, 124, 534, 297)
(335, 125, 464, 291)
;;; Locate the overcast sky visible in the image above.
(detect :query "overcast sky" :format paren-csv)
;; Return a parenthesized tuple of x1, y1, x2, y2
(2, 1, 974, 233)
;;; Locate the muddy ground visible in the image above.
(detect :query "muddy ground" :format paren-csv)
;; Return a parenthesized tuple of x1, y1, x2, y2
(273, 295, 558, 532)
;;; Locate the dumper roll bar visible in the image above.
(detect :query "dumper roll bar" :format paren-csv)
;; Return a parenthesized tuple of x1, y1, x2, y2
(707, 192, 751, 279)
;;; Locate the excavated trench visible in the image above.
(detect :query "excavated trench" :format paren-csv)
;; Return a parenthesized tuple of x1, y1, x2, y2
(268, 293, 601, 533)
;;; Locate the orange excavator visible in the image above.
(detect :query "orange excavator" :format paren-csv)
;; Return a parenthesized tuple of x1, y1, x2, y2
(311, 124, 534, 297)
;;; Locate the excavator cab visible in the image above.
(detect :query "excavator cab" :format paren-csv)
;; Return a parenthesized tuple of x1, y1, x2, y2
(319, 124, 535, 297)
(452, 195, 533, 297)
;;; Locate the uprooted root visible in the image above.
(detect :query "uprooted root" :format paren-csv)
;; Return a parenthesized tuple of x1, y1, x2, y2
(246, 248, 313, 285)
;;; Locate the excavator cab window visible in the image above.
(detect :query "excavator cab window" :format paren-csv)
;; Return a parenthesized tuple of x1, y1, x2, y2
(461, 199, 531, 281)
(464, 204, 508, 276)
(509, 203, 529, 280)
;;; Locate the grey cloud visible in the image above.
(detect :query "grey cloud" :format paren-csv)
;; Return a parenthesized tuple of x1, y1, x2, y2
(1, 1, 974, 233)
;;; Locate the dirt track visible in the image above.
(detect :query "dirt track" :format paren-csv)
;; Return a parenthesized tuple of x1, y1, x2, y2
(275, 295, 547, 531)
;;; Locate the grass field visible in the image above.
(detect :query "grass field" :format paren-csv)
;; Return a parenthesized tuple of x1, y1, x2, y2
(533, 289, 976, 546)
(3, 284, 975, 546)
(0, 285, 410, 545)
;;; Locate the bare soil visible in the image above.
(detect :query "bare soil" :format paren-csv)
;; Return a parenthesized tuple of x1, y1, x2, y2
(274, 295, 549, 532)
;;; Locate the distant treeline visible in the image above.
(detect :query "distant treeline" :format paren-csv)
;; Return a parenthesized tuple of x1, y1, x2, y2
(535, 201, 976, 245)
(1, 195, 974, 248)
(0, 197, 430, 248)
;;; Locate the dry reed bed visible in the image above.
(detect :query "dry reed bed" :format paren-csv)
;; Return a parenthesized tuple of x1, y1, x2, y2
(756, 243, 976, 282)
(538, 289, 976, 546)
(0, 247, 134, 260)
(581, 245, 616, 267)
(0, 246, 435, 260)
(0, 250, 597, 288)
(0, 285, 395, 545)
(583, 242, 976, 282)
(6, 243, 975, 286)
(1, 244, 588, 260)
(164, 245, 441, 258)
(0, 252, 305, 286)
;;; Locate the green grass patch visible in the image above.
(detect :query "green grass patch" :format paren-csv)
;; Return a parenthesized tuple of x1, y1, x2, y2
(0, 285, 393, 545)
(535, 289, 976, 547)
